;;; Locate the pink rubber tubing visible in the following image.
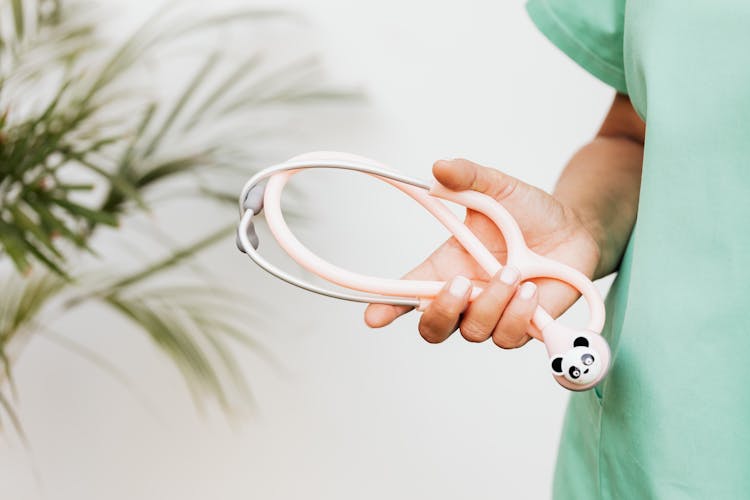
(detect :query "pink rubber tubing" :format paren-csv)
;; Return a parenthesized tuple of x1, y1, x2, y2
(261, 153, 610, 391)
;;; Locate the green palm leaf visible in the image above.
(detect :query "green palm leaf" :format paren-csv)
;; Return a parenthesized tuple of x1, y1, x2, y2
(0, 0, 354, 436)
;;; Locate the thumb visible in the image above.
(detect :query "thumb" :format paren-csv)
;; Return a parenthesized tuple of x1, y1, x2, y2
(432, 158, 521, 201)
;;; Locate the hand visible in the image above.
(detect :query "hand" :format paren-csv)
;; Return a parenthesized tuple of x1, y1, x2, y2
(364, 158, 601, 348)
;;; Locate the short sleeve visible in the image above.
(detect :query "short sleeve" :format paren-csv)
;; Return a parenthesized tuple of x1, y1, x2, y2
(526, 0, 628, 94)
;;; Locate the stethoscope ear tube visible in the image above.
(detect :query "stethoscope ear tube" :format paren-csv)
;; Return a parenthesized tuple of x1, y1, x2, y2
(237, 207, 420, 308)
(236, 157, 426, 308)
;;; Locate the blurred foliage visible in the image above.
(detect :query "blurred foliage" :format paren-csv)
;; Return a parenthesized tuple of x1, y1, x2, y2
(0, 0, 358, 436)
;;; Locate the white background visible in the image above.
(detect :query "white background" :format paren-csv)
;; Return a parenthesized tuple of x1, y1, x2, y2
(1, 0, 616, 498)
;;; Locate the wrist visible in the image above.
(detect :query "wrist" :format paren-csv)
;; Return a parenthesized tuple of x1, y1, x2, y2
(573, 203, 632, 280)
(560, 203, 607, 280)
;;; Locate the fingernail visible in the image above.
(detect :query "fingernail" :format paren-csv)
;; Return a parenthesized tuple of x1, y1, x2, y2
(448, 276, 472, 297)
(499, 266, 520, 285)
(519, 282, 537, 300)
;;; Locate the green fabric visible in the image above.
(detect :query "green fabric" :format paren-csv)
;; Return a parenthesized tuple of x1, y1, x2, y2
(526, 1, 750, 499)
(526, 0, 628, 94)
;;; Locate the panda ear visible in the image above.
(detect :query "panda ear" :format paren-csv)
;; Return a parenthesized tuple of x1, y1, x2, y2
(573, 336, 589, 348)
(551, 357, 564, 374)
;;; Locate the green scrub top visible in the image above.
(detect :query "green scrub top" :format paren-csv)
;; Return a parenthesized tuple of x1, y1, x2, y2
(526, 1, 750, 498)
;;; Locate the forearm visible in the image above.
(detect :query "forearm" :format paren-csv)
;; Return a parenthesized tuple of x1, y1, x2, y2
(553, 136, 644, 279)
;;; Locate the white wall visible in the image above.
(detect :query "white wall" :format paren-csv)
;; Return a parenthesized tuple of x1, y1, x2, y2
(1, 1, 615, 499)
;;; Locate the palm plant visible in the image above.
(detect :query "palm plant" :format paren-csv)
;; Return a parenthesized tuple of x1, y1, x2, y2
(0, 0, 357, 438)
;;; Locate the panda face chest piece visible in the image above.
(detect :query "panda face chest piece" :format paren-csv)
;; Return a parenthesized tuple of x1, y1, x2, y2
(550, 336, 602, 386)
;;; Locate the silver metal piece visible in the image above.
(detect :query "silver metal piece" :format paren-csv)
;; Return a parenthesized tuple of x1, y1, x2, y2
(235, 231, 246, 253)
(238, 158, 432, 216)
(237, 157, 430, 307)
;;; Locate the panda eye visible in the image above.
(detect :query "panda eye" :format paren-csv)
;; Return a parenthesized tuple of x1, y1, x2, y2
(581, 353, 594, 366)
(568, 366, 580, 379)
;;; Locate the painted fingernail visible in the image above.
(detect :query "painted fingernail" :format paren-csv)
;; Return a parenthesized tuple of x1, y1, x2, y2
(499, 266, 520, 285)
(449, 276, 472, 297)
(519, 282, 537, 300)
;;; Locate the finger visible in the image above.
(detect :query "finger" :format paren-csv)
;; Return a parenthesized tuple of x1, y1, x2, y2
(364, 303, 412, 329)
(492, 282, 538, 349)
(418, 276, 472, 343)
(458, 266, 520, 343)
(364, 257, 438, 328)
(433, 158, 519, 201)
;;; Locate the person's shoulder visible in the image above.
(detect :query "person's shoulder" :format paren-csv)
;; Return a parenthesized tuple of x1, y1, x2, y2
(525, 0, 628, 93)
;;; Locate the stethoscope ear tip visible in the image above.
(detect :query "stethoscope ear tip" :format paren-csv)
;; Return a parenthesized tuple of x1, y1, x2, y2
(237, 212, 260, 251)
(243, 180, 267, 215)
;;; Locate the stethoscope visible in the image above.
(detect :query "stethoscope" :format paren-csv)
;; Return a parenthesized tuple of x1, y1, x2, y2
(237, 152, 610, 391)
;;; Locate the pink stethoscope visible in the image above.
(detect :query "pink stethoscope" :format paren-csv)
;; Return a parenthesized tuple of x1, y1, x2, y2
(237, 152, 610, 391)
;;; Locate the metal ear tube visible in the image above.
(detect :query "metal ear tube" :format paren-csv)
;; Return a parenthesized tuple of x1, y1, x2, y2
(237, 151, 610, 391)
